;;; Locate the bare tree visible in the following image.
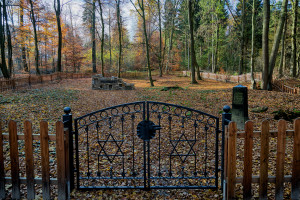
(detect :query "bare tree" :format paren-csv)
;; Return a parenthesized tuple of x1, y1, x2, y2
(3, 0, 13, 75)
(157, 0, 162, 77)
(20, 0, 28, 72)
(29, 0, 40, 75)
(54, 0, 62, 72)
(116, 0, 122, 78)
(98, 0, 105, 76)
(130, 0, 154, 86)
(92, 0, 97, 73)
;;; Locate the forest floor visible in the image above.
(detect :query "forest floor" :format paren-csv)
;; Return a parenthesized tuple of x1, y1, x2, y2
(0, 74, 300, 199)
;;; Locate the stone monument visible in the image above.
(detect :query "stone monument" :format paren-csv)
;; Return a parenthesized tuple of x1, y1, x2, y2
(232, 85, 249, 129)
(92, 74, 134, 90)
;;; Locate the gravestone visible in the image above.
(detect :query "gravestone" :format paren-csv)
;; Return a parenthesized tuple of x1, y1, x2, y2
(232, 85, 249, 129)
(92, 74, 134, 90)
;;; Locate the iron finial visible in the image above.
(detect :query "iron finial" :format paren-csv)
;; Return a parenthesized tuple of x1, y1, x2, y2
(223, 105, 231, 113)
(64, 107, 71, 115)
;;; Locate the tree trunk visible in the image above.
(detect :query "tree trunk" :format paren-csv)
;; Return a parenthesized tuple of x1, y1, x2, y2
(211, 15, 215, 73)
(291, 0, 298, 77)
(158, 0, 163, 77)
(279, 17, 287, 78)
(197, 44, 202, 80)
(3, 0, 13, 75)
(29, 0, 40, 75)
(239, 0, 245, 75)
(262, 0, 270, 90)
(140, 0, 154, 86)
(250, 0, 256, 89)
(20, 0, 28, 72)
(98, 0, 105, 76)
(92, 0, 96, 73)
(188, 0, 199, 83)
(267, 0, 288, 89)
(116, 0, 122, 78)
(55, 0, 62, 72)
(109, 8, 112, 68)
(165, 21, 174, 74)
(0, 1, 10, 78)
(215, 23, 219, 73)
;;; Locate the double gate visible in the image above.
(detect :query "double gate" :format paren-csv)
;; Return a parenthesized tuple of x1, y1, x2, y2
(73, 101, 220, 189)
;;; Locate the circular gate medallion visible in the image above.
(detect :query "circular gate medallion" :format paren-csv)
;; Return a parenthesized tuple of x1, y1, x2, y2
(137, 120, 160, 141)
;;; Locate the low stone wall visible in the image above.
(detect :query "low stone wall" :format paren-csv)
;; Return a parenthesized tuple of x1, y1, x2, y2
(92, 75, 134, 90)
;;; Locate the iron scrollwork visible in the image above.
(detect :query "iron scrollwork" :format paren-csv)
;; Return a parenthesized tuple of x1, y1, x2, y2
(74, 101, 219, 190)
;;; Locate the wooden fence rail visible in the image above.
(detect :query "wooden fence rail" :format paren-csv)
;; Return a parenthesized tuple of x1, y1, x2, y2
(224, 118, 300, 200)
(0, 120, 70, 200)
(272, 81, 300, 95)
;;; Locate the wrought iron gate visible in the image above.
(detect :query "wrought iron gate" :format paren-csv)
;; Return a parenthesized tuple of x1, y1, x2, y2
(74, 101, 219, 189)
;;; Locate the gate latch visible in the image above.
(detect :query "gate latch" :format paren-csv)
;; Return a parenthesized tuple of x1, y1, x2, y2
(137, 120, 161, 141)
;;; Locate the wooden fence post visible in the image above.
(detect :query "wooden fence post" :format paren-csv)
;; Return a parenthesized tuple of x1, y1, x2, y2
(275, 119, 286, 199)
(227, 121, 237, 200)
(292, 118, 300, 199)
(243, 121, 253, 199)
(56, 122, 66, 200)
(259, 120, 270, 199)
(0, 121, 5, 199)
(24, 121, 35, 199)
(9, 120, 21, 199)
(224, 125, 229, 198)
(40, 121, 51, 200)
(64, 128, 70, 199)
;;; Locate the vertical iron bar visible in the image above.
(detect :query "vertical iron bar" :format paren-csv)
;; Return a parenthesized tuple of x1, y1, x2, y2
(121, 115, 125, 177)
(215, 118, 219, 188)
(194, 120, 197, 175)
(143, 140, 147, 189)
(63, 107, 74, 190)
(131, 114, 135, 176)
(144, 102, 147, 120)
(221, 105, 231, 190)
(86, 126, 90, 177)
(204, 126, 208, 177)
(158, 114, 161, 176)
(169, 114, 172, 177)
(74, 119, 80, 189)
(145, 102, 149, 189)
(147, 141, 151, 189)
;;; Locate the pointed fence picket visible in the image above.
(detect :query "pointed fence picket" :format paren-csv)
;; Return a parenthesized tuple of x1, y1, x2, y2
(224, 118, 300, 200)
(0, 120, 70, 200)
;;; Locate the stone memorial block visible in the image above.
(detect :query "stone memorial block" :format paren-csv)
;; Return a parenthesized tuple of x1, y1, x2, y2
(92, 74, 134, 90)
(232, 85, 249, 129)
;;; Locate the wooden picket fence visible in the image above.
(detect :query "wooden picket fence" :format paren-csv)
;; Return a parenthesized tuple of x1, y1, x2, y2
(0, 120, 70, 200)
(224, 118, 300, 199)
(272, 80, 300, 95)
